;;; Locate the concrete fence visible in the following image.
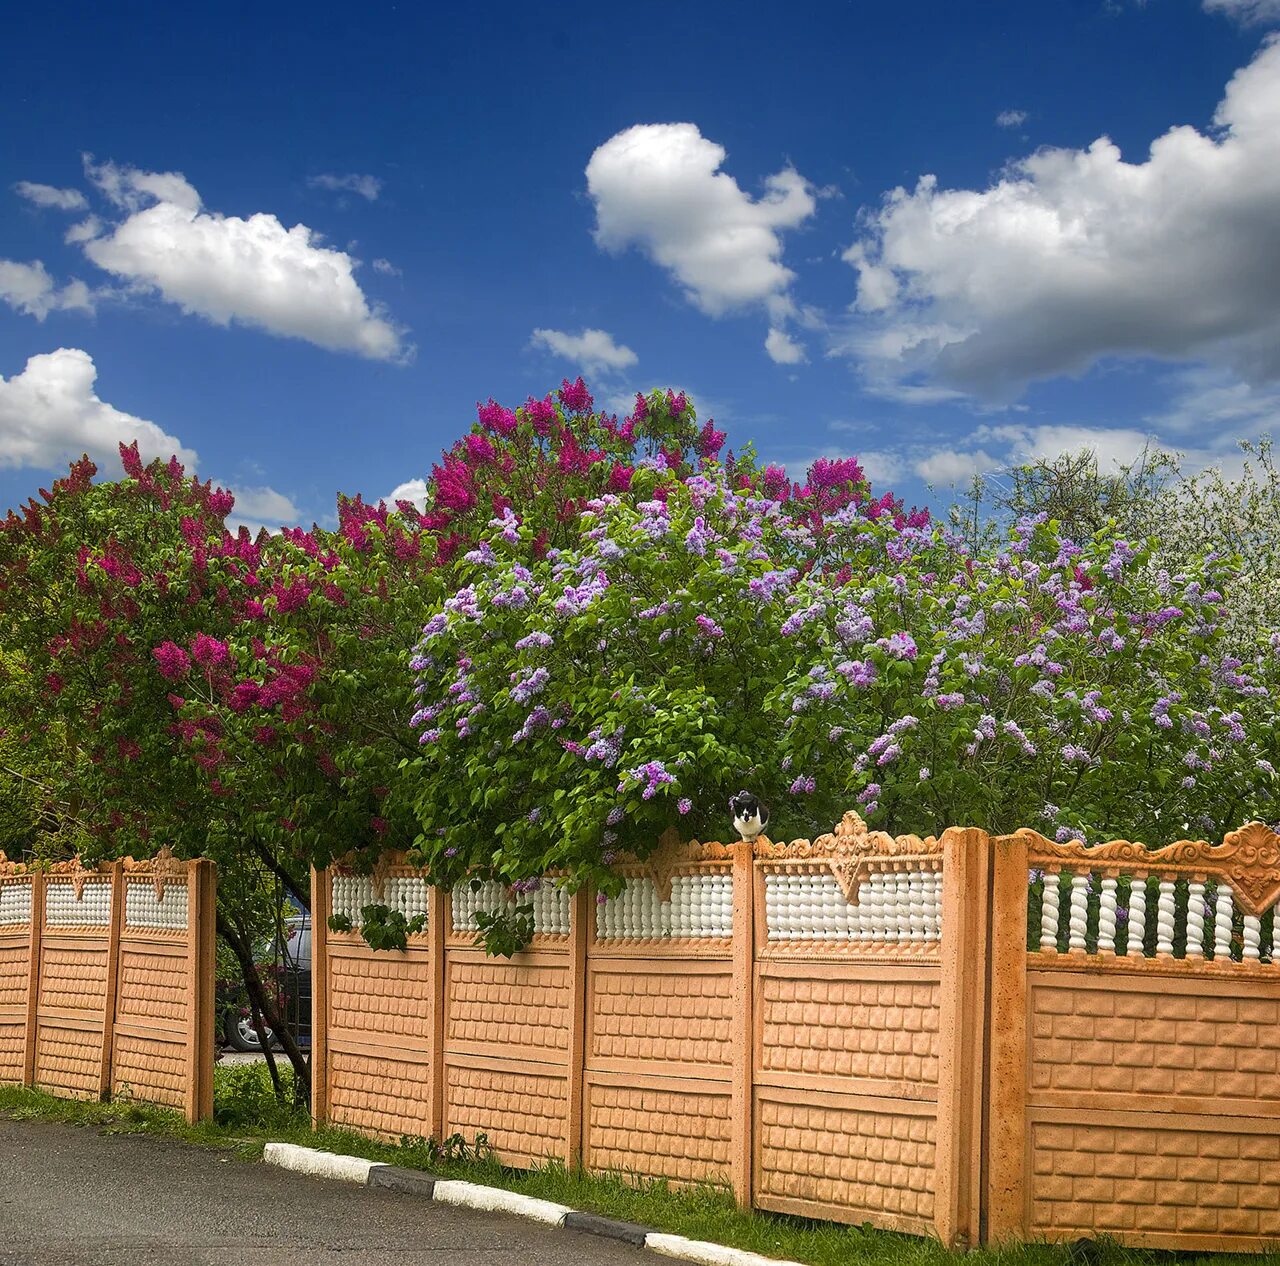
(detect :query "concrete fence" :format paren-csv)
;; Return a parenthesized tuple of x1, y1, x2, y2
(311, 814, 1280, 1253)
(0, 849, 216, 1122)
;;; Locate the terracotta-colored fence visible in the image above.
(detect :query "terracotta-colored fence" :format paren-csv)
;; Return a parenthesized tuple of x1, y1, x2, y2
(0, 850, 216, 1122)
(312, 815, 1279, 1253)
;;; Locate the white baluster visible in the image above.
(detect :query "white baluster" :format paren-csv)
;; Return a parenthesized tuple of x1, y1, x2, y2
(1040, 872, 1060, 953)
(1126, 875, 1146, 957)
(895, 871, 912, 941)
(1068, 874, 1088, 952)
(1185, 880, 1206, 959)
(1214, 883, 1234, 960)
(1098, 876, 1117, 954)
(855, 880, 872, 941)
(880, 871, 897, 941)
(1242, 915, 1262, 961)
(908, 871, 925, 942)
(869, 873, 887, 940)
(925, 869, 942, 940)
(1155, 879, 1175, 956)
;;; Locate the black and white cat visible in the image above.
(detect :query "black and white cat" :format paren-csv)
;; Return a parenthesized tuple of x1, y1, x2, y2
(729, 790, 770, 842)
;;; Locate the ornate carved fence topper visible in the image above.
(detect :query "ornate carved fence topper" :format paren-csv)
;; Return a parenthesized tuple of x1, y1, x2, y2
(754, 809, 944, 902)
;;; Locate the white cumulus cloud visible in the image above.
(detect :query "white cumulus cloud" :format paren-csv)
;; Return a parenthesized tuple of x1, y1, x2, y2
(0, 348, 196, 474)
(765, 327, 807, 364)
(530, 327, 638, 377)
(995, 109, 1028, 129)
(74, 160, 406, 360)
(386, 478, 428, 511)
(0, 260, 95, 319)
(913, 448, 1002, 485)
(308, 173, 382, 201)
(840, 40, 1280, 404)
(14, 181, 88, 211)
(1204, 0, 1280, 25)
(586, 123, 816, 318)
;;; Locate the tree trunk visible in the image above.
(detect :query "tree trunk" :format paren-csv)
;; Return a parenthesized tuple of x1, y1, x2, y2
(216, 906, 311, 1099)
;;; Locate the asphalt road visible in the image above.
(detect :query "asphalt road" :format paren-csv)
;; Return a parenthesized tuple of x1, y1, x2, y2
(0, 1118, 655, 1266)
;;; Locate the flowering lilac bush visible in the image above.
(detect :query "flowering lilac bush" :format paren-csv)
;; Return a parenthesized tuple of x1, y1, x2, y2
(408, 472, 1279, 904)
(777, 516, 1279, 844)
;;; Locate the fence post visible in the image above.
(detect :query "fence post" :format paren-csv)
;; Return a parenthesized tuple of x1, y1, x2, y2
(99, 861, 125, 1102)
(426, 883, 447, 1141)
(310, 866, 331, 1127)
(985, 832, 1028, 1244)
(184, 859, 216, 1124)
(730, 841, 756, 1209)
(23, 872, 44, 1088)
(932, 827, 990, 1251)
(566, 886, 591, 1168)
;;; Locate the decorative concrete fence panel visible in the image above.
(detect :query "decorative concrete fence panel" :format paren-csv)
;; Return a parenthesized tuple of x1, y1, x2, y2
(585, 844, 739, 1189)
(0, 851, 216, 1122)
(989, 823, 1280, 1254)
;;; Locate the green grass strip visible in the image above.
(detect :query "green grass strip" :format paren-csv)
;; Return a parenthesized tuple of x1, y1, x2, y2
(1, 1069, 1276, 1266)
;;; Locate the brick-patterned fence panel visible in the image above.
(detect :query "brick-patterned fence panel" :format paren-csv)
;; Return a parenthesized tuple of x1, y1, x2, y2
(751, 820, 987, 1247)
(585, 845, 740, 1190)
(989, 823, 1280, 1254)
(0, 852, 215, 1122)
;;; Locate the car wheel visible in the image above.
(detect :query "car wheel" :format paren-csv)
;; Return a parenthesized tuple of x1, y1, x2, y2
(224, 1009, 275, 1052)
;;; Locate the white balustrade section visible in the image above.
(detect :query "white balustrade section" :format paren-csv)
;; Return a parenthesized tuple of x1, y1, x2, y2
(1030, 868, 1276, 965)
(763, 867, 942, 944)
(45, 878, 111, 926)
(333, 874, 429, 930)
(451, 876, 568, 936)
(0, 879, 32, 927)
(124, 878, 188, 930)
(531, 881, 571, 936)
(452, 879, 510, 931)
(597, 872, 733, 939)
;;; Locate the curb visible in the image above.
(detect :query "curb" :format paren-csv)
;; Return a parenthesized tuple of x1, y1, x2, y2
(263, 1143, 804, 1266)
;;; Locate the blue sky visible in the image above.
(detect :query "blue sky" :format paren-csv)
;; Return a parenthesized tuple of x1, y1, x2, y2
(2, 0, 1278, 528)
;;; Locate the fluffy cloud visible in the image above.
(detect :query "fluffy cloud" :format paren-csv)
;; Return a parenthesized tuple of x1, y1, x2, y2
(386, 478, 428, 511)
(372, 257, 401, 276)
(995, 109, 1028, 129)
(1203, 0, 1280, 25)
(586, 123, 815, 317)
(530, 327, 638, 376)
(75, 160, 406, 360)
(0, 348, 196, 473)
(225, 485, 304, 535)
(840, 41, 1280, 401)
(0, 260, 94, 319)
(14, 181, 88, 211)
(913, 448, 1001, 485)
(764, 327, 806, 364)
(308, 173, 382, 202)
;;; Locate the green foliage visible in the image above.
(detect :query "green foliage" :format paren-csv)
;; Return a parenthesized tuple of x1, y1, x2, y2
(473, 902, 535, 958)
(349, 902, 426, 951)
